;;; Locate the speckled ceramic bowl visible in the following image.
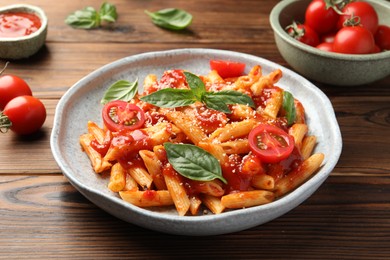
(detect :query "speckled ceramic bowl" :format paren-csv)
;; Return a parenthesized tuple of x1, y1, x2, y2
(50, 49, 342, 236)
(0, 4, 48, 59)
(270, 0, 390, 86)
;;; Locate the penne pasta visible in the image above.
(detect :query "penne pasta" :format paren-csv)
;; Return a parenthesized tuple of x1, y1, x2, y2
(119, 190, 174, 207)
(209, 119, 257, 142)
(80, 133, 111, 173)
(128, 164, 154, 190)
(251, 174, 275, 190)
(163, 166, 191, 216)
(221, 190, 275, 209)
(139, 150, 167, 190)
(274, 153, 325, 197)
(301, 135, 317, 160)
(289, 123, 308, 150)
(108, 162, 126, 192)
(201, 194, 225, 214)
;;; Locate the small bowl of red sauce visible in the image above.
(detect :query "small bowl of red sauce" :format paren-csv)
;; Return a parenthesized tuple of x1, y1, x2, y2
(0, 4, 48, 59)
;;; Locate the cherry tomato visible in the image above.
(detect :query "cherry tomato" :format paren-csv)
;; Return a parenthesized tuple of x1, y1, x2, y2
(0, 73, 32, 110)
(286, 22, 319, 47)
(1, 96, 46, 135)
(333, 26, 375, 54)
(320, 32, 336, 43)
(316, 42, 333, 52)
(102, 100, 145, 132)
(305, 0, 339, 35)
(337, 1, 378, 35)
(248, 124, 295, 163)
(374, 25, 390, 51)
(209, 60, 246, 78)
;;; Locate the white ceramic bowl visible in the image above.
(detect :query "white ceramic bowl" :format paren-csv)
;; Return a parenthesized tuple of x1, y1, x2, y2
(0, 4, 48, 59)
(50, 48, 342, 236)
(270, 0, 390, 86)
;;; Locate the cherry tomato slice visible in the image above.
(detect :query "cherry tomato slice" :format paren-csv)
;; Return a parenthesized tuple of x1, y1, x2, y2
(248, 124, 295, 163)
(102, 101, 145, 132)
(210, 60, 246, 78)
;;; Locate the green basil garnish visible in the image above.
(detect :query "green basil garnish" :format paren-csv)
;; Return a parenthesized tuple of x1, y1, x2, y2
(144, 8, 192, 30)
(183, 71, 206, 98)
(164, 143, 227, 184)
(139, 88, 196, 108)
(140, 72, 254, 113)
(65, 2, 118, 29)
(282, 90, 296, 125)
(101, 79, 138, 104)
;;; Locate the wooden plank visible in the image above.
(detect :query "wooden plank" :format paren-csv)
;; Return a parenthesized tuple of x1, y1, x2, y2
(0, 175, 389, 259)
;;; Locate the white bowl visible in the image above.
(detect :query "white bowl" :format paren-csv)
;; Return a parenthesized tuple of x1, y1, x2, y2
(270, 0, 390, 86)
(50, 48, 342, 236)
(0, 4, 48, 59)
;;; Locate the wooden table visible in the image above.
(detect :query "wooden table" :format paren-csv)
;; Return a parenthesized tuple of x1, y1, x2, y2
(1, 0, 389, 259)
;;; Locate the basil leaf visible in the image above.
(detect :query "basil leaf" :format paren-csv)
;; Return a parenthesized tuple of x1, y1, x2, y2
(145, 8, 192, 30)
(99, 2, 118, 22)
(183, 71, 206, 99)
(101, 79, 139, 104)
(140, 88, 196, 108)
(282, 91, 296, 125)
(202, 93, 231, 114)
(164, 143, 227, 184)
(65, 7, 100, 29)
(65, 3, 117, 29)
(209, 90, 255, 107)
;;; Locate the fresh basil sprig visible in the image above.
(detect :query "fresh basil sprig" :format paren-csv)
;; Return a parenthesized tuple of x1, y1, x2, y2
(65, 2, 118, 29)
(101, 79, 138, 104)
(145, 8, 192, 30)
(282, 90, 296, 125)
(140, 72, 254, 113)
(164, 143, 227, 184)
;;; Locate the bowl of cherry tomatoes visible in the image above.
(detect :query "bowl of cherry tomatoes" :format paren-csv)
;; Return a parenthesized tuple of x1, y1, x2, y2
(270, 0, 390, 86)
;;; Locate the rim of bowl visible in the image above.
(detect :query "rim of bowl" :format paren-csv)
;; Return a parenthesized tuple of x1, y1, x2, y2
(0, 4, 48, 42)
(269, 0, 390, 61)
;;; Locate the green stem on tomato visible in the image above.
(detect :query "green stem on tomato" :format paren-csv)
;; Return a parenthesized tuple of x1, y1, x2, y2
(0, 112, 12, 133)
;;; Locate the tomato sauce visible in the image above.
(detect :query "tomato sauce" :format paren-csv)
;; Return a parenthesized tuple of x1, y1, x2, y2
(0, 12, 41, 38)
(194, 106, 228, 133)
(222, 154, 252, 193)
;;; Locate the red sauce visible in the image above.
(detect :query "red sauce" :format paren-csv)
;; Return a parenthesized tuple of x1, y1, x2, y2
(267, 147, 303, 182)
(222, 154, 252, 193)
(111, 129, 153, 165)
(142, 190, 157, 200)
(0, 12, 41, 38)
(158, 70, 187, 89)
(91, 139, 110, 156)
(194, 106, 228, 133)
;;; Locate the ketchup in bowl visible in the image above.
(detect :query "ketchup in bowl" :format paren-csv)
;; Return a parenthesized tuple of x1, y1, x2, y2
(0, 12, 41, 38)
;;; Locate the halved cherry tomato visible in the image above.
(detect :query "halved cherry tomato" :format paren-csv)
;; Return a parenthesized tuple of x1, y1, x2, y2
(248, 124, 295, 163)
(210, 60, 246, 78)
(102, 101, 145, 132)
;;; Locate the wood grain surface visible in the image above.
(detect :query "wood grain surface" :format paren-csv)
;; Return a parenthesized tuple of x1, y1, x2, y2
(0, 0, 389, 259)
